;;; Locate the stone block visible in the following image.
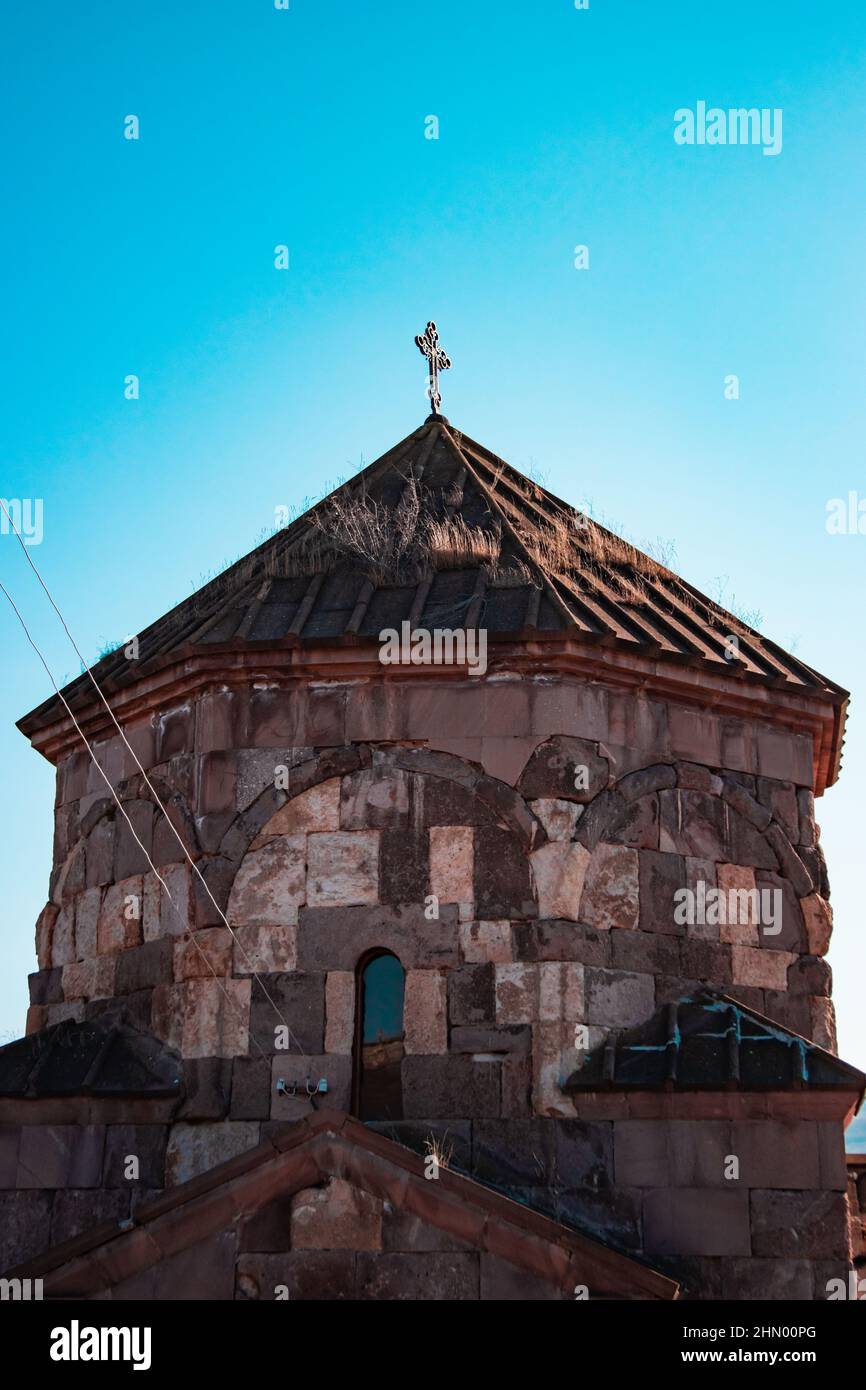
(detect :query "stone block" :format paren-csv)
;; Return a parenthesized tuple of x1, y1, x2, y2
(340, 768, 410, 830)
(731, 946, 797, 991)
(231, 1057, 272, 1119)
(152, 978, 250, 1058)
(643, 1187, 751, 1256)
(297, 903, 460, 972)
(716, 863, 760, 944)
(512, 919, 610, 967)
(638, 850, 686, 935)
(74, 887, 102, 960)
(459, 919, 512, 964)
(228, 836, 305, 926)
(530, 841, 590, 920)
(269, 1054, 352, 1116)
(307, 831, 379, 908)
(401, 1054, 501, 1118)
(429, 825, 474, 905)
(50, 1189, 131, 1246)
(610, 929, 680, 975)
(102, 1124, 168, 1187)
(113, 799, 155, 880)
(50, 906, 76, 967)
(720, 1257, 813, 1300)
(529, 798, 582, 842)
(324, 970, 355, 1053)
(404, 970, 447, 1053)
(259, 778, 341, 838)
(116, 939, 174, 995)
(379, 828, 429, 907)
(248, 971, 325, 1054)
(750, 1189, 849, 1259)
(177, 1058, 233, 1120)
(61, 955, 116, 1000)
(291, 1177, 383, 1250)
(585, 967, 654, 1027)
(355, 1251, 479, 1300)
(231, 922, 297, 976)
(517, 736, 608, 803)
(659, 789, 729, 860)
(164, 1120, 260, 1186)
(579, 841, 639, 931)
(237, 1250, 356, 1300)
(0, 1191, 52, 1271)
(730, 1120, 820, 1189)
(17, 1125, 104, 1189)
(801, 895, 832, 957)
(173, 927, 233, 980)
(448, 963, 495, 1026)
(607, 794, 660, 850)
(97, 876, 143, 955)
(474, 824, 536, 918)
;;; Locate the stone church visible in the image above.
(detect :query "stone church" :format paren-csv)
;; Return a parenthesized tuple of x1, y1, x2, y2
(2, 387, 864, 1299)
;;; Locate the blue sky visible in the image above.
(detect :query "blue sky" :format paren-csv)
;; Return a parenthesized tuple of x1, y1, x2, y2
(1, 2, 865, 1137)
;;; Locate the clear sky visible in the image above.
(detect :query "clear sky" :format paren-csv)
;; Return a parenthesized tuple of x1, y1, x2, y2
(1, 3, 864, 1124)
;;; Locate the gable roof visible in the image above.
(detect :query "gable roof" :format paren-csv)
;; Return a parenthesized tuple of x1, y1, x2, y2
(18, 417, 847, 756)
(563, 989, 866, 1096)
(6, 1109, 678, 1300)
(0, 1018, 182, 1100)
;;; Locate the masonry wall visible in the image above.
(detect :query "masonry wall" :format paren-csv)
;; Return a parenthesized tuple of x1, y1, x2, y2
(9, 670, 847, 1296)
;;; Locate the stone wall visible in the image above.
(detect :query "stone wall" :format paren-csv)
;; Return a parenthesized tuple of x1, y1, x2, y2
(11, 672, 845, 1296)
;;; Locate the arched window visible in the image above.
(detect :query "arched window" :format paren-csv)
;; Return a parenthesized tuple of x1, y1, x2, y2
(353, 950, 405, 1121)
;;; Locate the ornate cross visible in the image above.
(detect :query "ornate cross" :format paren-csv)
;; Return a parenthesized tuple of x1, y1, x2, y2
(415, 320, 451, 417)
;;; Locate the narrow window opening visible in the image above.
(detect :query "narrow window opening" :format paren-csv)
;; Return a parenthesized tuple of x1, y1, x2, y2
(353, 950, 405, 1121)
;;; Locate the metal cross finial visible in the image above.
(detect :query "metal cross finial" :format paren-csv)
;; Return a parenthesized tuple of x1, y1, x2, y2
(415, 320, 451, 417)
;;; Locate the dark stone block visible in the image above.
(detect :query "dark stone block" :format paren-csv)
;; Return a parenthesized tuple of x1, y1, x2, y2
(480, 1253, 562, 1300)
(379, 829, 428, 907)
(754, 871, 806, 953)
(518, 736, 608, 803)
(17, 1125, 104, 1189)
(50, 1188, 131, 1245)
(238, 1193, 295, 1252)
(788, 956, 832, 997)
(297, 904, 459, 971)
(619, 764, 677, 802)
(363, 1119, 472, 1173)
(102, 1124, 167, 1188)
(28, 968, 63, 1006)
(115, 939, 173, 995)
(237, 1250, 356, 1300)
(0, 1191, 52, 1269)
(611, 930, 681, 975)
(114, 800, 155, 880)
(383, 1208, 474, 1253)
(178, 1058, 232, 1120)
(555, 1119, 614, 1189)
(557, 1186, 642, 1251)
(447, 964, 494, 1026)
(249, 972, 325, 1054)
(575, 789, 626, 852)
(231, 1057, 272, 1120)
(799, 844, 830, 899)
(639, 850, 686, 935)
(750, 1190, 849, 1259)
(728, 813, 779, 871)
(420, 775, 494, 828)
(450, 1025, 529, 1054)
(85, 815, 115, 888)
(607, 794, 659, 850)
(763, 991, 812, 1038)
(402, 1055, 501, 1120)
(680, 939, 733, 986)
(659, 790, 729, 860)
(474, 825, 536, 919)
(471, 1118, 556, 1187)
(513, 919, 611, 966)
(85, 989, 153, 1031)
(355, 1251, 479, 1300)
